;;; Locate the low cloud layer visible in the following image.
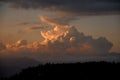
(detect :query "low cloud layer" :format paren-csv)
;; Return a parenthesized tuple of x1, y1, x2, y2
(1, 0, 120, 15)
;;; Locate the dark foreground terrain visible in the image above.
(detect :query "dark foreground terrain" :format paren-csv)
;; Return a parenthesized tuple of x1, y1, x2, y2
(1, 62, 120, 80)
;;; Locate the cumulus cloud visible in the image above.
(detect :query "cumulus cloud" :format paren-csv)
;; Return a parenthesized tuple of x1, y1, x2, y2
(40, 25, 113, 55)
(39, 16, 113, 55)
(6, 40, 27, 49)
(0, 14, 119, 62)
(1, 24, 119, 62)
(0, 0, 120, 15)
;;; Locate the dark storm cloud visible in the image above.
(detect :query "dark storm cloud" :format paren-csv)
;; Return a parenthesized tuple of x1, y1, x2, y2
(0, 0, 120, 15)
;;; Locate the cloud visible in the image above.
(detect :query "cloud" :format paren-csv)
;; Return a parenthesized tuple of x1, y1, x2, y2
(0, 15, 118, 62)
(25, 26, 48, 31)
(6, 40, 27, 49)
(2, 0, 119, 32)
(40, 16, 75, 26)
(17, 21, 41, 26)
(40, 25, 113, 55)
(15, 40, 27, 47)
(1, 24, 119, 63)
(17, 22, 32, 25)
(39, 16, 112, 55)
(17, 21, 50, 31)
(1, 0, 120, 15)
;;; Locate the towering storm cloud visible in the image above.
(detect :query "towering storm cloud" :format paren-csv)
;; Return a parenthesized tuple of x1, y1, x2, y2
(1, 16, 119, 63)
(40, 25, 113, 54)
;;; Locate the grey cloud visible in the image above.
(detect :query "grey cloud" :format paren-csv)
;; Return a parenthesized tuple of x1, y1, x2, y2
(1, 0, 120, 15)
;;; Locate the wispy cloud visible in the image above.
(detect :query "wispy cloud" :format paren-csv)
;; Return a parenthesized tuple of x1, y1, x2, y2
(40, 16, 75, 26)
(25, 26, 48, 31)
(17, 21, 41, 26)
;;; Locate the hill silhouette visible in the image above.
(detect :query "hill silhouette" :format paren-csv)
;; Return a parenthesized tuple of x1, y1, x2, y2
(0, 57, 40, 77)
(1, 62, 120, 80)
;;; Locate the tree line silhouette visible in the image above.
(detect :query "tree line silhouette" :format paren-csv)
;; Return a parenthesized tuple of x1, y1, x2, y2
(1, 61, 120, 80)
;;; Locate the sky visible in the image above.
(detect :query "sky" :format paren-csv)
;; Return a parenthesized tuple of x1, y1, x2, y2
(0, 0, 120, 63)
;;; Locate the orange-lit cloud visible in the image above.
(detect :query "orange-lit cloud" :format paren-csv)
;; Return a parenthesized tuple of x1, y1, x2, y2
(0, 16, 119, 62)
(40, 16, 74, 26)
(1, 25, 119, 62)
(6, 40, 27, 49)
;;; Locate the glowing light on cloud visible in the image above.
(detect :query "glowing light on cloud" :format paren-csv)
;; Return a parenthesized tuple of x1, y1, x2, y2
(1, 22, 113, 55)
(0, 16, 119, 62)
(40, 16, 62, 26)
(40, 16, 74, 26)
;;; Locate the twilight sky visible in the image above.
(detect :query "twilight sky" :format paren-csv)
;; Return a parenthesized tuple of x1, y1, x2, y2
(0, 0, 120, 63)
